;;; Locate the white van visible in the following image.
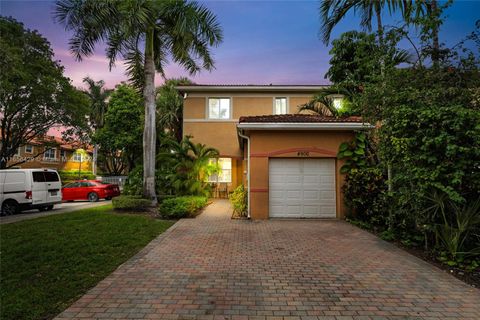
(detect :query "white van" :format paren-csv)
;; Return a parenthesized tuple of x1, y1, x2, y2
(0, 169, 62, 216)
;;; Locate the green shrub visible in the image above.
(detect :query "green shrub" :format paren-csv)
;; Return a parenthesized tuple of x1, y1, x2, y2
(58, 170, 95, 185)
(158, 196, 208, 219)
(229, 185, 247, 217)
(343, 167, 388, 226)
(122, 166, 175, 196)
(112, 195, 152, 211)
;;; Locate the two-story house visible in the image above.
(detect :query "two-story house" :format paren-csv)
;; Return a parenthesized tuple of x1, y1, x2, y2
(177, 85, 370, 220)
(7, 136, 93, 172)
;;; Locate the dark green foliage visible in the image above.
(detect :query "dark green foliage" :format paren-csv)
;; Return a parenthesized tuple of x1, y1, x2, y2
(157, 136, 219, 197)
(337, 132, 377, 174)
(93, 84, 143, 175)
(0, 205, 173, 320)
(343, 167, 388, 226)
(112, 195, 152, 211)
(229, 185, 247, 217)
(58, 170, 95, 185)
(158, 196, 208, 219)
(0, 17, 89, 169)
(122, 166, 173, 197)
(156, 78, 193, 142)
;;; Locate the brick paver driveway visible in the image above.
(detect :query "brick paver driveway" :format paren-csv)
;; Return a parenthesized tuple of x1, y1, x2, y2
(57, 200, 480, 320)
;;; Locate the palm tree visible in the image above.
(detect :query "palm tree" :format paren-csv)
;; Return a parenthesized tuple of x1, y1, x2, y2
(158, 136, 219, 196)
(82, 77, 111, 130)
(55, 0, 223, 202)
(156, 77, 193, 142)
(319, 0, 402, 44)
(82, 77, 111, 175)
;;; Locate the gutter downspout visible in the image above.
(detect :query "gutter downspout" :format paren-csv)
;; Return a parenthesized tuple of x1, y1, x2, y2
(237, 130, 251, 219)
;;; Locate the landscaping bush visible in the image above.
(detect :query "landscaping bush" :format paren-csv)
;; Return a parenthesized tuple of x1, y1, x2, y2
(112, 195, 152, 211)
(58, 170, 95, 185)
(343, 167, 388, 226)
(123, 166, 174, 196)
(229, 185, 247, 217)
(158, 196, 208, 219)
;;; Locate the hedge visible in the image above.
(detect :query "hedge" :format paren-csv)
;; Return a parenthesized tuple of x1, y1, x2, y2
(112, 195, 152, 211)
(58, 170, 95, 185)
(158, 196, 208, 219)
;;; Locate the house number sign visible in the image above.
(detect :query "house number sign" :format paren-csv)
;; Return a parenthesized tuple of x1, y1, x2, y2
(297, 151, 310, 157)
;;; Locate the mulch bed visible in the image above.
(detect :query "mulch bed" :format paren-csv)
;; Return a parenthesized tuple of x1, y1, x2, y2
(396, 243, 480, 288)
(349, 221, 479, 288)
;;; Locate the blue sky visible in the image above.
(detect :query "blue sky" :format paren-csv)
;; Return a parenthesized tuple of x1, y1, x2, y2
(2, 0, 479, 88)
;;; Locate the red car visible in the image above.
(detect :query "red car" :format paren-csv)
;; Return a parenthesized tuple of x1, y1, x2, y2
(62, 180, 120, 202)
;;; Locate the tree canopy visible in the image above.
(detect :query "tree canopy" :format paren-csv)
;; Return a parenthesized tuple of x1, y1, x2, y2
(93, 84, 143, 175)
(0, 16, 88, 168)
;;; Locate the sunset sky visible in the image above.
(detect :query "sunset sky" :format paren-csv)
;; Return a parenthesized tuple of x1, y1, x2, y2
(2, 0, 479, 89)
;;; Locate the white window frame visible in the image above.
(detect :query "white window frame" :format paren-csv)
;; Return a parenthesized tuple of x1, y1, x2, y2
(43, 148, 56, 161)
(73, 151, 83, 162)
(25, 145, 33, 153)
(206, 97, 232, 120)
(273, 97, 289, 115)
(14, 147, 21, 156)
(207, 158, 232, 183)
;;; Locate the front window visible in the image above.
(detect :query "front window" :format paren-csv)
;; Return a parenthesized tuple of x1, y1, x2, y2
(208, 158, 232, 183)
(60, 150, 67, 161)
(44, 148, 56, 161)
(25, 145, 33, 153)
(274, 97, 288, 114)
(208, 98, 231, 119)
(73, 152, 83, 162)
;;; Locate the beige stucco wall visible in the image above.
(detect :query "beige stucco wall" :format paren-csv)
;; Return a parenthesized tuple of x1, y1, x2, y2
(183, 95, 313, 157)
(248, 130, 355, 220)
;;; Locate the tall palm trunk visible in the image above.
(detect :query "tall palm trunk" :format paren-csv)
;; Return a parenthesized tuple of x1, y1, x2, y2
(430, 0, 440, 66)
(375, 5, 384, 45)
(143, 29, 157, 203)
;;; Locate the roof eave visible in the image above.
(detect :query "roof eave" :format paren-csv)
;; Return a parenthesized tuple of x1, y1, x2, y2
(237, 122, 374, 131)
(176, 85, 329, 93)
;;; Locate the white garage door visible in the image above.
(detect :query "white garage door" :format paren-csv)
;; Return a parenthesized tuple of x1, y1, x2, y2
(269, 158, 336, 218)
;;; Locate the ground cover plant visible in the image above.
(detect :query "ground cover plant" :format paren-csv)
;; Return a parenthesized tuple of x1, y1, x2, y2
(158, 196, 208, 219)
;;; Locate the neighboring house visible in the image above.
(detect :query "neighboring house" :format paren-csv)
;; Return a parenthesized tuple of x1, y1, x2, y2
(177, 84, 371, 220)
(7, 136, 93, 172)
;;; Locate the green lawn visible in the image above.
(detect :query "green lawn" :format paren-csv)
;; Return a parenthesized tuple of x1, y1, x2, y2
(0, 205, 174, 320)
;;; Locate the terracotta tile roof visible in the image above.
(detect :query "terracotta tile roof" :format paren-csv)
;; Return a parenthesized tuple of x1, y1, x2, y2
(238, 114, 364, 123)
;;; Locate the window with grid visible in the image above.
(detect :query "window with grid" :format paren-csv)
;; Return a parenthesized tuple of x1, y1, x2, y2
(73, 152, 83, 162)
(208, 98, 231, 119)
(274, 97, 288, 114)
(208, 158, 232, 183)
(44, 148, 56, 160)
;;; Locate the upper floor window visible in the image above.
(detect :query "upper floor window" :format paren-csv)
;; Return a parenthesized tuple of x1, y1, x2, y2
(25, 145, 33, 153)
(44, 148, 56, 161)
(208, 98, 230, 119)
(332, 96, 343, 110)
(60, 150, 67, 161)
(73, 151, 83, 162)
(274, 97, 288, 114)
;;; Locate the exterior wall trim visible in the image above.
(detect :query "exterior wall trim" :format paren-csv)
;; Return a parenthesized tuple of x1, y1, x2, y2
(184, 119, 239, 123)
(238, 122, 373, 130)
(251, 147, 336, 158)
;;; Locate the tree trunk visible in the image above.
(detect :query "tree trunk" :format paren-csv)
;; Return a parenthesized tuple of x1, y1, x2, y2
(430, 0, 440, 66)
(142, 29, 157, 204)
(375, 5, 384, 45)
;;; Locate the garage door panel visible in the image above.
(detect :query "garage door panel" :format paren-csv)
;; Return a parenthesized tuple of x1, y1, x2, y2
(269, 158, 336, 218)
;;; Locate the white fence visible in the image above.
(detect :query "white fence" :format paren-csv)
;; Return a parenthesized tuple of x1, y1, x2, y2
(97, 176, 128, 190)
